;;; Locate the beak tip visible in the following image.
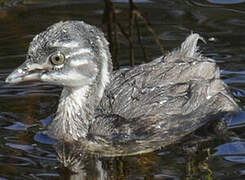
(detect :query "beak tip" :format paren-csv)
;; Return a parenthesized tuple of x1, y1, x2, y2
(5, 76, 16, 84)
(5, 75, 11, 83)
(5, 71, 23, 84)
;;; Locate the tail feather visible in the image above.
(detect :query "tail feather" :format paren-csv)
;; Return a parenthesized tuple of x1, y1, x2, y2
(164, 33, 206, 62)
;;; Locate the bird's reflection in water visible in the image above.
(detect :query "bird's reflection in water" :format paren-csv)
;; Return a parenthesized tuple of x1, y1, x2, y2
(55, 141, 121, 179)
(54, 126, 227, 180)
(55, 141, 166, 180)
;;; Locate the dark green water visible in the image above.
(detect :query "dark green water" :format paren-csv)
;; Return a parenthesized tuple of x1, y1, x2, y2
(1, 0, 245, 179)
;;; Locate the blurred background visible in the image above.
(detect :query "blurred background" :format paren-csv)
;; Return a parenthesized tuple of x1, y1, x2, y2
(1, 0, 245, 179)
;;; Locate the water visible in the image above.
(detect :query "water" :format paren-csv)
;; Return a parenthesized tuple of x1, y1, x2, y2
(0, 0, 245, 179)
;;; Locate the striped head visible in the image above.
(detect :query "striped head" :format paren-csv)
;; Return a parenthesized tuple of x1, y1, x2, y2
(6, 21, 112, 98)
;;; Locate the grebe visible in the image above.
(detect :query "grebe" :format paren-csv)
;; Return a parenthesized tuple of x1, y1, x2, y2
(5, 21, 238, 156)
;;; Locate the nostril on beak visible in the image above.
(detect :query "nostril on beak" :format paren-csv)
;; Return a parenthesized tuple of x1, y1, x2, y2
(4, 62, 53, 84)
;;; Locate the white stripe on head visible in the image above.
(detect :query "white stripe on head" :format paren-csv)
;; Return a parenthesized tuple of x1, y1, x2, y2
(66, 48, 92, 59)
(53, 41, 79, 48)
(70, 58, 89, 67)
(96, 37, 110, 99)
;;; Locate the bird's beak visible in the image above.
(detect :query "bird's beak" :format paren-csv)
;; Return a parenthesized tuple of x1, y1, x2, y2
(5, 61, 52, 84)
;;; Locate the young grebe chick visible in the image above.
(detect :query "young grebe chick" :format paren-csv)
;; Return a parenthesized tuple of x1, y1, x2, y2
(6, 21, 238, 156)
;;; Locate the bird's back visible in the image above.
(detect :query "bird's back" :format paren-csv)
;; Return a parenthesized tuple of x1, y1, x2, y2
(89, 34, 238, 156)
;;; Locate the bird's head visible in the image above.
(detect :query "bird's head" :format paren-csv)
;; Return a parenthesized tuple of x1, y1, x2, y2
(6, 21, 112, 98)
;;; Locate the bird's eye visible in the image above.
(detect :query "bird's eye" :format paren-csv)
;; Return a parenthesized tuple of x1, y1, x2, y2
(50, 53, 65, 65)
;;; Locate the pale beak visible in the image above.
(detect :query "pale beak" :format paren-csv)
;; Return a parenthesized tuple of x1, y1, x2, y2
(5, 61, 52, 84)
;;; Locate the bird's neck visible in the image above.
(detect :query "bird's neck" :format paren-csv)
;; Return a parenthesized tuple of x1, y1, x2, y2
(48, 85, 98, 141)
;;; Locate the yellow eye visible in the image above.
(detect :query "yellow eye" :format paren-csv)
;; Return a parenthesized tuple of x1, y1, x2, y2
(50, 53, 65, 65)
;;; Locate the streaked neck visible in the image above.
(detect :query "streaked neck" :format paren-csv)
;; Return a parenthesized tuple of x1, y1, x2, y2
(48, 85, 96, 141)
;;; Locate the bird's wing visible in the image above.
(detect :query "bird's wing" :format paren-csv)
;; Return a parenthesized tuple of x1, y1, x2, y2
(92, 34, 238, 155)
(99, 55, 237, 117)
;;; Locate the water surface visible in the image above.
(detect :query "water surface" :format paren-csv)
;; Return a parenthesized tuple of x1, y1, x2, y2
(1, 0, 245, 179)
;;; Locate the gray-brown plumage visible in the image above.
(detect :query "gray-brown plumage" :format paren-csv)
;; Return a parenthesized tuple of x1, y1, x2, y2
(5, 21, 239, 156)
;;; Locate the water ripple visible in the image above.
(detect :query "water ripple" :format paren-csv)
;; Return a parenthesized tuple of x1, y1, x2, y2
(208, 0, 245, 5)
